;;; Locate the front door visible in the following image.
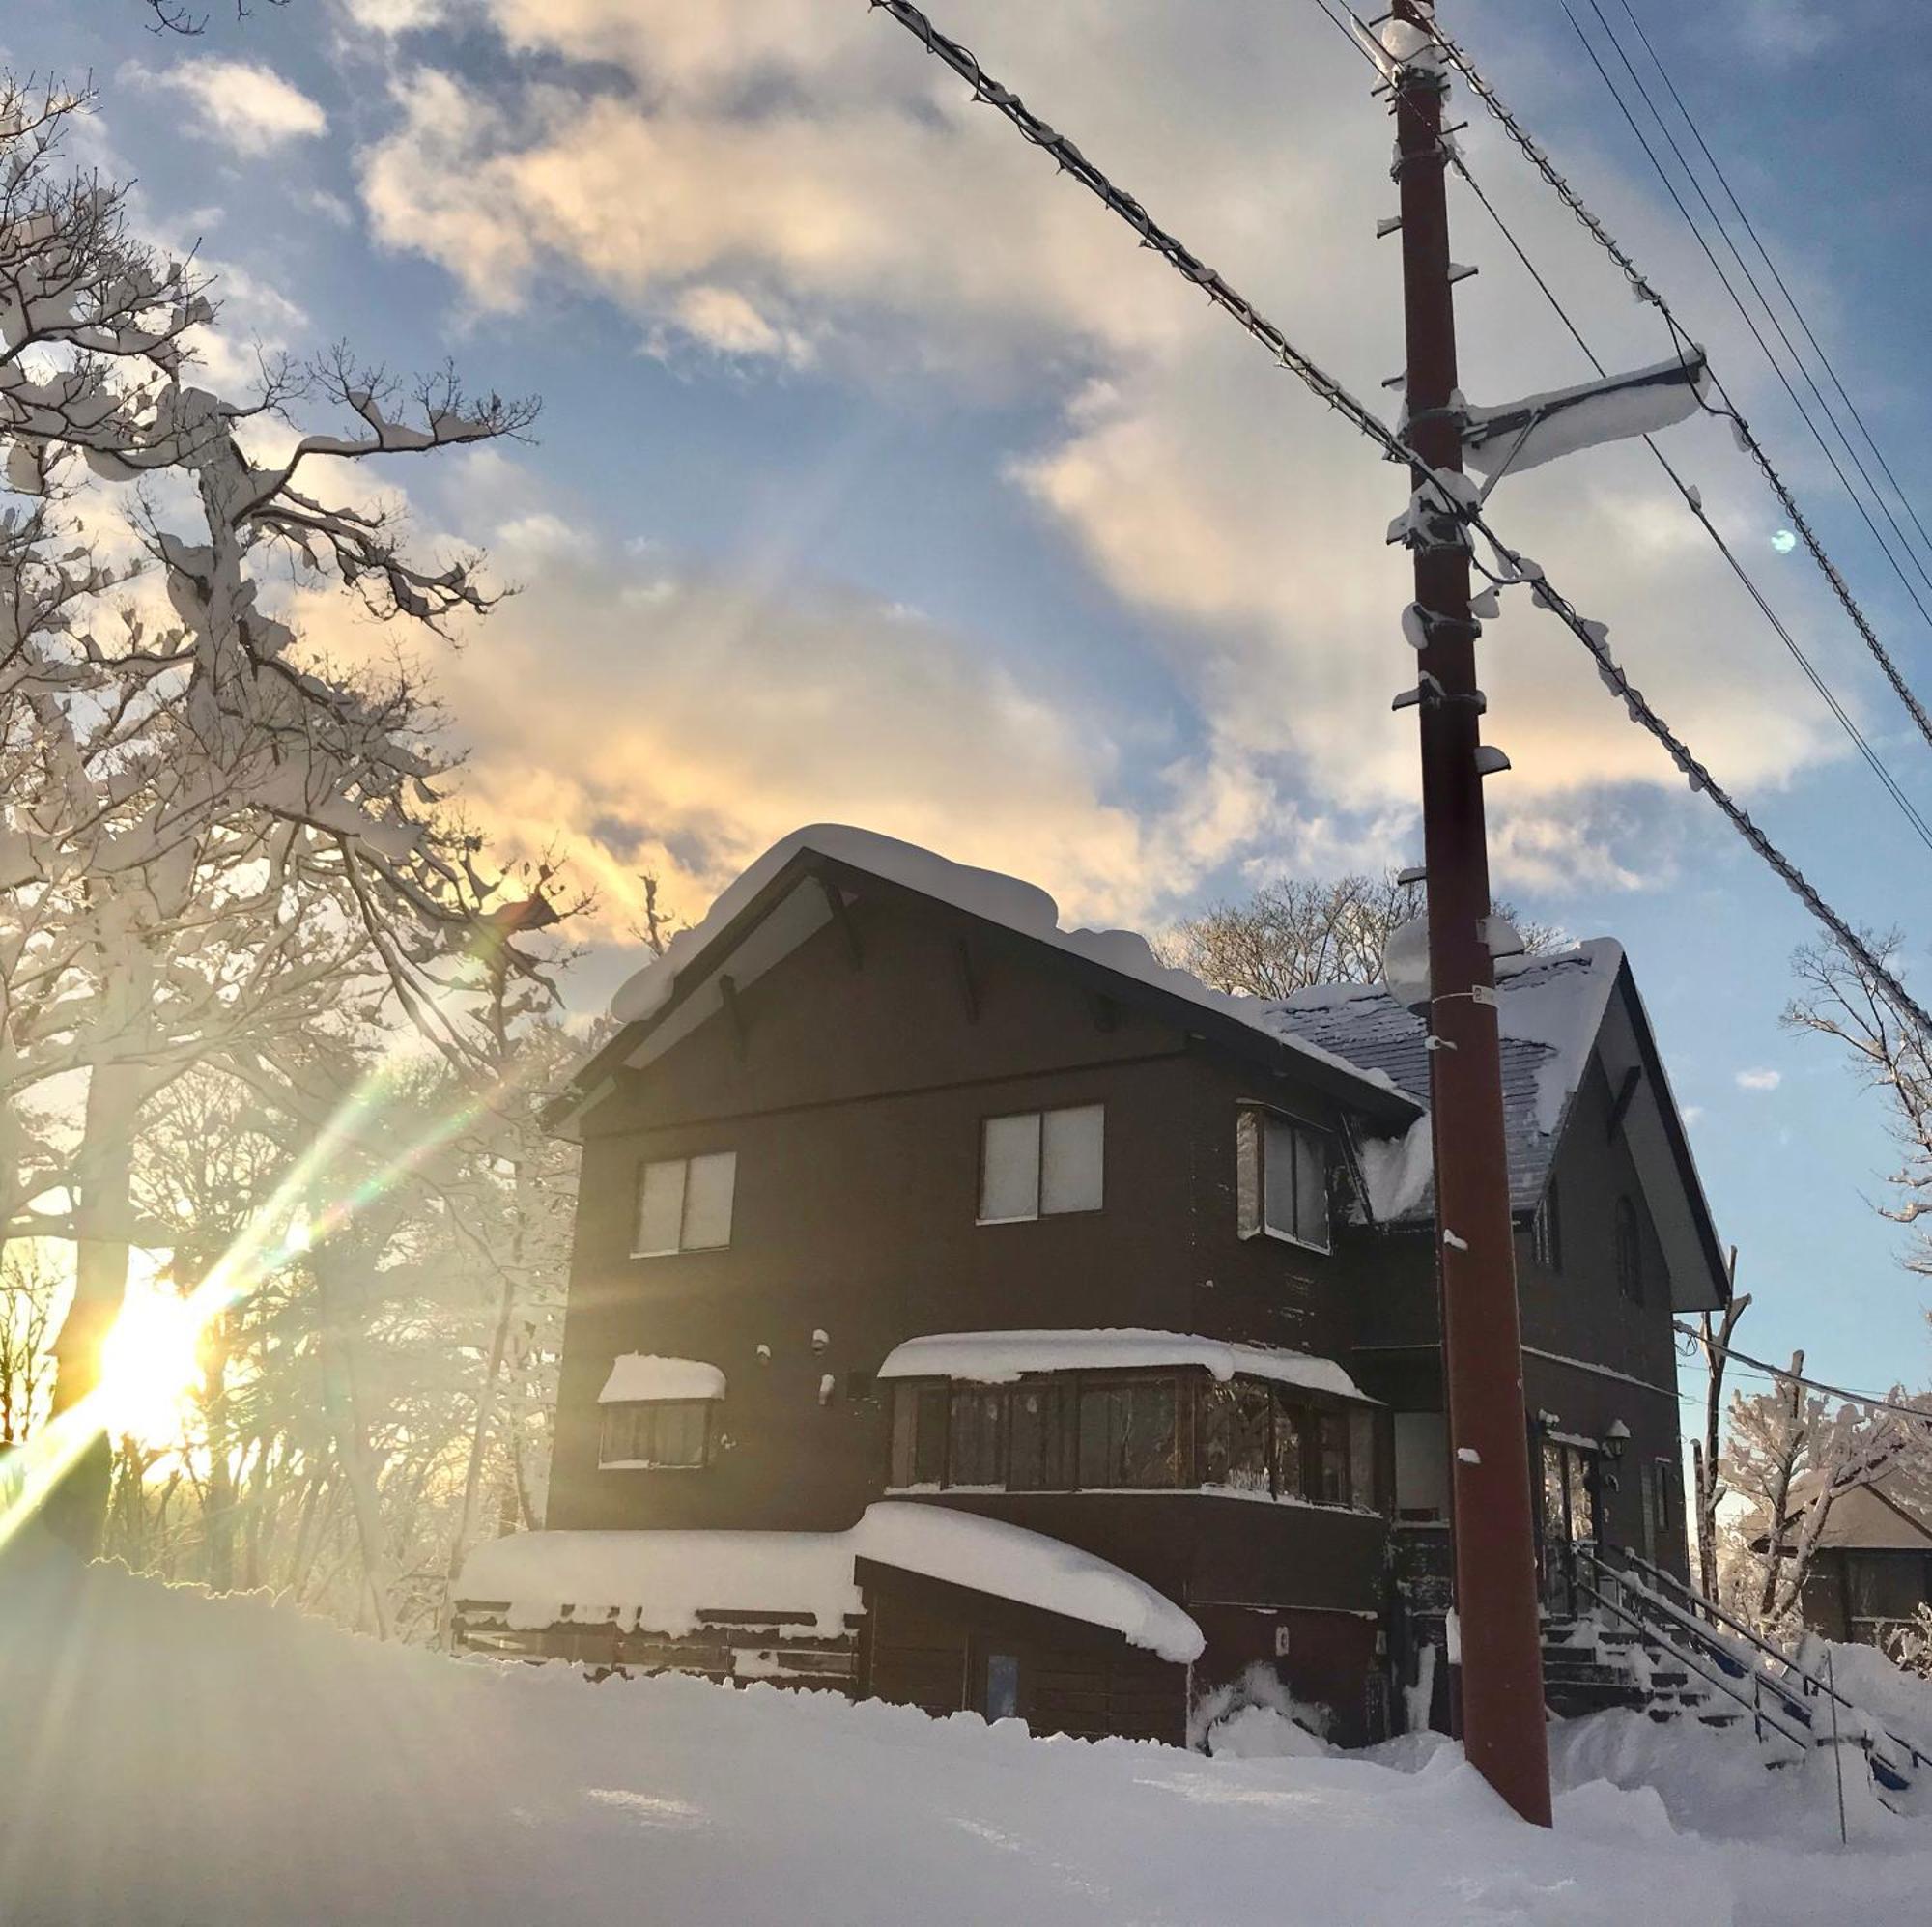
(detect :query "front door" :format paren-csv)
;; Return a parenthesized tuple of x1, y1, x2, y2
(1539, 1438, 1599, 1615)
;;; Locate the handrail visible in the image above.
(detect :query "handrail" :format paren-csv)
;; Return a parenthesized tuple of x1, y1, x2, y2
(1600, 1544, 1931, 1773)
(1570, 1565, 1812, 1759)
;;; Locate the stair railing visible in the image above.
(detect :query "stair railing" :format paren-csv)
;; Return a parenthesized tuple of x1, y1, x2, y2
(1601, 1544, 1932, 1779)
(1568, 1550, 1813, 1763)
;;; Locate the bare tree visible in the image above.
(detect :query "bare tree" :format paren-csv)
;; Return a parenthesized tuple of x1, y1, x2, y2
(1784, 929, 1932, 1279)
(1161, 868, 1559, 1000)
(0, 1241, 60, 1445)
(1692, 1255, 1748, 1602)
(1719, 1360, 1929, 1632)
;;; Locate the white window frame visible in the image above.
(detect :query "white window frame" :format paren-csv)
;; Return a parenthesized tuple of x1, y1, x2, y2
(632, 1150, 737, 1258)
(1236, 1106, 1332, 1254)
(976, 1103, 1105, 1225)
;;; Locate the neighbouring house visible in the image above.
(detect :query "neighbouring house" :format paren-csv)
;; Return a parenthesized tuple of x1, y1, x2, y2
(1790, 1473, 1932, 1650)
(456, 826, 1729, 1747)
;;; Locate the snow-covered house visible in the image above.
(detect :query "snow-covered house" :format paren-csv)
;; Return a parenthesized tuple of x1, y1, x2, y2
(1789, 1473, 1932, 1649)
(457, 827, 1729, 1745)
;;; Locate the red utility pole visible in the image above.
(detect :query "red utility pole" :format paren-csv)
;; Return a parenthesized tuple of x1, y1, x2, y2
(1389, 0, 1551, 1826)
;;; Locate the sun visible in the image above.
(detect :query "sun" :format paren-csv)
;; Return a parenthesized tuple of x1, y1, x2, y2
(97, 1280, 204, 1447)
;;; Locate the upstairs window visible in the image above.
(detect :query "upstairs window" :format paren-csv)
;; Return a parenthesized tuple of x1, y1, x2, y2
(634, 1151, 737, 1257)
(1614, 1196, 1644, 1304)
(599, 1401, 712, 1469)
(978, 1104, 1105, 1223)
(1531, 1181, 1562, 1273)
(1236, 1109, 1331, 1252)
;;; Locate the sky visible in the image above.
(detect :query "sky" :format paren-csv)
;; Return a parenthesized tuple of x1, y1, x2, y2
(12, 0, 1932, 1414)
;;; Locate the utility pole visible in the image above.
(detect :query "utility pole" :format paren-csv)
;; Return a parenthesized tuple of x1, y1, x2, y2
(1389, 0, 1551, 1826)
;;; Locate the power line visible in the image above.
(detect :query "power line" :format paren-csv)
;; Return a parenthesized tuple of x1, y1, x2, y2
(1583, 0, 1932, 607)
(1605, 0, 1932, 591)
(867, 0, 1932, 1034)
(1560, 0, 1932, 726)
(1403, 5, 1932, 758)
(1675, 1321, 1932, 1426)
(1310, 1, 1932, 858)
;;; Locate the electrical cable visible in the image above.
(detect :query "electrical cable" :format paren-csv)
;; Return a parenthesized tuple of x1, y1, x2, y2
(1606, 0, 1932, 590)
(1308, 1, 1932, 857)
(1396, 4, 1932, 756)
(866, 0, 1932, 1034)
(1562, 0, 1932, 684)
(1675, 1322, 1932, 1427)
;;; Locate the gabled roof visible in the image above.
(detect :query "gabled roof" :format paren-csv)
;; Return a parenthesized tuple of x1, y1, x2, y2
(1271, 943, 1729, 1310)
(1269, 944, 1622, 1219)
(1786, 1470, 1932, 1553)
(554, 826, 1421, 1132)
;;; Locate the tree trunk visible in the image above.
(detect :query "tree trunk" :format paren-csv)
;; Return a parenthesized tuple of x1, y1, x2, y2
(311, 1237, 396, 1640)
(1695, 1273, 1748, 1601)
(43, 1058, 147, 1553)
(1756, 1351, 1806, 1624)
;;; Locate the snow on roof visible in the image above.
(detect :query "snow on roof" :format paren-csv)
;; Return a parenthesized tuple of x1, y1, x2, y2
(598, 1355, 726, 1404)
(851, 1502, 1204, 1663)
(876, 1329, 1370, 1403)
(604, 826, 1405, 1106)
(457, 1506, 1204, 1662)
(1270, 940, 1625, 1221)
(458, 1528, 861, 1636)
(1786, 1473, 1932, 1553)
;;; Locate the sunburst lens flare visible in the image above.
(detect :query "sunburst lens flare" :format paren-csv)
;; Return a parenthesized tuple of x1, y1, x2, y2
(97, 1280, 203, 1447)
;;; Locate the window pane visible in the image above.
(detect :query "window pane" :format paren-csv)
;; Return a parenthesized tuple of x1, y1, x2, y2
(1262, 1119, 1296, 1239)
(1235, 1109, 1263, 1239)
(1117, 1381, 1179, 1488)
(1393, 1412, 1450, 1520)
(635, 1159, 686, 1256)
(1293, 1129, 1329, 1249)
(948, 1387, 1007, 1487)
(599, 1404, 635, 1465)
(980, 1113, 1042, 1222)
(1201, 1380, 1270, 1493)
(681, 1151, 736, 1250)
(1348, 1409, 1378, 1512)
(1009, 1382, 1067, 1490)
(1272, 1394, 1307, 1500)
(1314, 1411, 1349, 1506)
(1040, 1104, 1104, 1214)
(1077, 1385, 1113, 1488)
(890, 1386, 920, 1486)
(985, 1653, 1021, 1722)
(1849, 1553, 1923, 1625)
(658, 1403, 707, 1467)
(913, 1385, 949, 1486)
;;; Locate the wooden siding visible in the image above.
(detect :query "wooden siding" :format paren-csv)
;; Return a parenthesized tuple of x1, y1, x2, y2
(860, 1564, 1187, 1745)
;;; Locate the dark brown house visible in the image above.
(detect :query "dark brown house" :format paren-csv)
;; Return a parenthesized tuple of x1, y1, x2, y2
(457, 826, 1729, 1748)
(1792, 1475, 1932, 1649)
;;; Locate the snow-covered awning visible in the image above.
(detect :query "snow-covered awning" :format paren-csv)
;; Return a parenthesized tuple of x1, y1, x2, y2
(458, 1528, 860, 1636)
(875, 1329, 1370, 1403)
(457, 1507, 1205, 1663)
(598, 1355, 726, 1404)
(852, 1502, 1204, 1664)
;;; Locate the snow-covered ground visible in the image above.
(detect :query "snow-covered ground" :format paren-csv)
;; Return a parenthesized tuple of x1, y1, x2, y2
(5, 1529, 1929, 1926)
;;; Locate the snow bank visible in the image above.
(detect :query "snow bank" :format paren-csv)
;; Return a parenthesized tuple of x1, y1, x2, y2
(851, 1502, 1205, 1663)
(459, 1527, 860, 1636)
(1795, 1635, 1932, 1760)
(876, 1329, 1369, 1402)
(605, 825, 1400, 1101)
(10, 1534, 1932, 1926)
(598, 1354, 726, 1403)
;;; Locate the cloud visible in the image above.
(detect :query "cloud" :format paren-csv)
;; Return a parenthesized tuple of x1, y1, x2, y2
(131, 59, 328, 157)
(348, 1, 1862, 912)
(1728, 0, 1838, 63)
(1735, 1067, 1783, 1091)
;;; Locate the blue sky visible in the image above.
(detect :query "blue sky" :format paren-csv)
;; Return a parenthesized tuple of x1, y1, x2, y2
(16, 0, 1932, 1410)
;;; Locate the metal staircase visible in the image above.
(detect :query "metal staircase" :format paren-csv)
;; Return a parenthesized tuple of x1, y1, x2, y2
(1548, 1544, 1929, 1805)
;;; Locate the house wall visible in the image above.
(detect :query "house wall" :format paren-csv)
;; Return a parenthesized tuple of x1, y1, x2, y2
(1345, 1051, 1691, 1581)
(550, 887, 1376, 1540)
